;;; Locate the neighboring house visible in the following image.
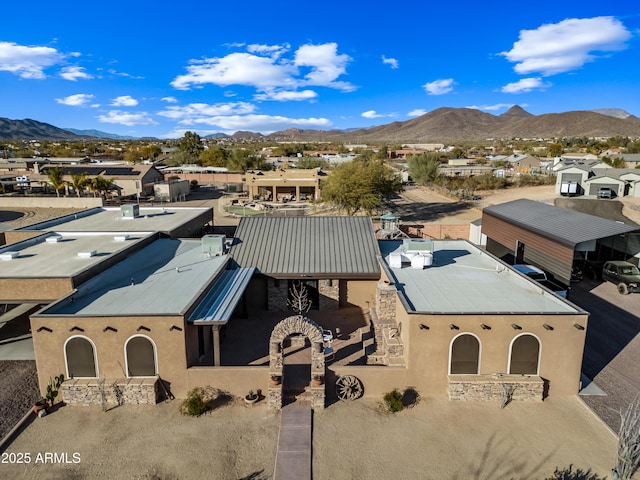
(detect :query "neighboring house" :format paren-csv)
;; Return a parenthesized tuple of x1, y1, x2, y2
(504, 154, 546, 174)
(245, 168, 323, 201)
(33, 164, 164, 197)
(584, 174, 626, 197)
(0, 212, 593, 412)
(602, 153, 640, 169)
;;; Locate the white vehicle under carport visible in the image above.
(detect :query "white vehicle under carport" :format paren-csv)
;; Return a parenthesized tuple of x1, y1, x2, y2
(601, 260, 640, 295)
(512, 264, 568, 299)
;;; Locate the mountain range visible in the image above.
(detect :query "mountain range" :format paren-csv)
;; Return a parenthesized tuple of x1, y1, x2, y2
(0, 106, 638, 143)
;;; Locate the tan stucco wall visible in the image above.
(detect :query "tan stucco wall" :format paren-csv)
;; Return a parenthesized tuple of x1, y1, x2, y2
(30, 315, 188, 399)
(395, 308, 587, 397)
(344, 280, 377, 310)
(0, 278, 74, 303)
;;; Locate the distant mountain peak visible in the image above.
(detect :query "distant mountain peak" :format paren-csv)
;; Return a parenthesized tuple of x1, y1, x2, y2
(500, 105, 533, 118)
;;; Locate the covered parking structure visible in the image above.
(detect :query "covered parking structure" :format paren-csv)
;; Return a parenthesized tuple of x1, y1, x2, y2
(482, 199, 640, 285)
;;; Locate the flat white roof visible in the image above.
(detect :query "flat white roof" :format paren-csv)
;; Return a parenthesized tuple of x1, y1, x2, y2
(379, 240, 580, 314)
(39, 239, 229, 316)
(0, 232, 153, 278)
(17, 206, 211, 234)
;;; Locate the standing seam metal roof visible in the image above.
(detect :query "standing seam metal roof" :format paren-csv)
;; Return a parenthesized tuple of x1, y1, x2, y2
(483, 199, 639, 247)
(230, 216, 380, 276)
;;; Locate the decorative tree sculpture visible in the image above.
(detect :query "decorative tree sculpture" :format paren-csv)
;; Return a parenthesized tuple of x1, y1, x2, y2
(612, 397, 640, 479)
(287, 281, 312, 314)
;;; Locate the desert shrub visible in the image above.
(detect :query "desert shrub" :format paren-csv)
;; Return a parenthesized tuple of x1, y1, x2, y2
(383, 389, 404, 413)
(181, 387, 208, 416)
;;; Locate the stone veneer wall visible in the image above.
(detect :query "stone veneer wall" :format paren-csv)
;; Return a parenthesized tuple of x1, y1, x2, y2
(318, 279, 339, 310)
(62, 378, 158, 406)
(267, 279, 289, 311)
(368, 281, 405, 366)
(448, 374, 544, 401)
(375, 281, 396, 322)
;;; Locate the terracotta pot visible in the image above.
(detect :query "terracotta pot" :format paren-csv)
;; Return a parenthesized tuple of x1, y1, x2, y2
(33, 400, 49, 415)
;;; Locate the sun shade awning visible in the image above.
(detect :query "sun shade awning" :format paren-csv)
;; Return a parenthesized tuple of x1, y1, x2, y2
(188, 267, 254, 325)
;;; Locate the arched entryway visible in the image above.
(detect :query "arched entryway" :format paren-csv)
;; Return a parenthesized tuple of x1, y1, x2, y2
(268, 315, 325, 409)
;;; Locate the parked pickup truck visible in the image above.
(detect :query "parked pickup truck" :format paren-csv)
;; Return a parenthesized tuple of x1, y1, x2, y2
(601, 260, 640, 295)
(512, 264, 569, 299)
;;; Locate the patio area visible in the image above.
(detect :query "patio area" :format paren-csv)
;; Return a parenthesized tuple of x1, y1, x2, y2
(203, 306, 371, 367)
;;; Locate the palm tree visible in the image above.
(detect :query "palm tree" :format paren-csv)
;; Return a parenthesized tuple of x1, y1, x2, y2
(89, 176, 114, 199)
(46, 166, 66, 198)
(70, 173, 88, 197)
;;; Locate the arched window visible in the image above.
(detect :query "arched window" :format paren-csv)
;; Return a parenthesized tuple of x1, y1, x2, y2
(449, 334, 480, 374)
(509, 334, 540, 375)
(125, 335, 157, 377)
(64, 336, 97, 378)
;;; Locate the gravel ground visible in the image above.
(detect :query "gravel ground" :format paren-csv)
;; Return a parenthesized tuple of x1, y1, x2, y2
(0, 396, 619, 480)
(0, 361, 39, 440)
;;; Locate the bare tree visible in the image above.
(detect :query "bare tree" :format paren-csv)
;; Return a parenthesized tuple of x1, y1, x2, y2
(612, 397, 640, 479)
(287, 281, 312, 314)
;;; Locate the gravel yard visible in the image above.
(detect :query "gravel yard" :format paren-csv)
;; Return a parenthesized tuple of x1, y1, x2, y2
(0, 361, 39, 440)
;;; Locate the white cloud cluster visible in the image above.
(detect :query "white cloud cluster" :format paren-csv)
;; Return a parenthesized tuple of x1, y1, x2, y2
(0, 41, 64, 79)
(408, 109, 427, 117)
(501, 16, 631, 76)
(60, 66, 93, 81)
(97, 110, 158, 127)
(501, 78, 551, 94)
(111, 95, 139, 107)
(170, 42, 355, 101)
(158, 102, 256, 121)
(423, 78, 455, 95)
(382, 55, 398, 69)
(55, 93, 96, 107)
(361, 110, 384, 119)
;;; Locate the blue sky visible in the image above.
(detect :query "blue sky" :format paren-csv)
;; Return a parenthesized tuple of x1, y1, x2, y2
(1, 1, 638, 139)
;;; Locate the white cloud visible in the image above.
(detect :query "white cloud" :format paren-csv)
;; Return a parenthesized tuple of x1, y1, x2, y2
(501, 78, 551, 93)
(157, 102, 256, 121)
(161, 96, 178, 103)
(97, 110, 158, 126)
(294, 43, 355, 91)
(423, 78, 455, 95)
(500, 16, 631, 76)
(254, 90, 318, 101)
(111, 95, 139, 107)
(465, 103, 520, 111)
(60, 66, 93, 81)
(408, 109, 428, 117)
(0, 41, 64, 79)
(382, 55, 399, 69)
(55, 93, 95, 107)
(182, 114, 332, 134)
(171, 42, 355, 93)
(361, 110, 384, 119)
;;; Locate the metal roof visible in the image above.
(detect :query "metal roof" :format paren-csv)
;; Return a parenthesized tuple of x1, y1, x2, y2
(230, 216, 381, 278)
(483, 199, 639, 248)
(188, 267, 255, 324)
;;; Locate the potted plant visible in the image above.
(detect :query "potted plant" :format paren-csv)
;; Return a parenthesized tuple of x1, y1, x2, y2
(244, 390, 259, 405)
(270, 374, 282, 386)
(45, 374, 64, 408)
(33, 398, 49, 416)
(312, 374, 324, 386)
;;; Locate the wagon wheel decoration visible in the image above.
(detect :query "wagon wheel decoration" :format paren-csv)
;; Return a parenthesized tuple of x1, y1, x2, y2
(336, 375, 363, 401)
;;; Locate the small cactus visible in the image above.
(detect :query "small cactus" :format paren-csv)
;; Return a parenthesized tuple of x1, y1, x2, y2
(45, 374, 64, 406)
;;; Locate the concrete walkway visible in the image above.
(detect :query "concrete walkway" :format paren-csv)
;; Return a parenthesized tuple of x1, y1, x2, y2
(273, 403, 312, 480)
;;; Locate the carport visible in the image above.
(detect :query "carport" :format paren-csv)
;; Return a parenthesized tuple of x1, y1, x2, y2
(482, 199, 640, 285)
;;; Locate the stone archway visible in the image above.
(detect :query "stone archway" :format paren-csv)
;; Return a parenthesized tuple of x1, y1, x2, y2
(268, 315, 325, 409)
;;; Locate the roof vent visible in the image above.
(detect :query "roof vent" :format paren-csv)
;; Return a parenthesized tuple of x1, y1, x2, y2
(46, 235, 63, 243)
(77, 250, 96, 258)
(114, 234, 130, 242)
(0, 251, 19, 261)
(120, 204, 140, 219)
(201, 234, 226, 256)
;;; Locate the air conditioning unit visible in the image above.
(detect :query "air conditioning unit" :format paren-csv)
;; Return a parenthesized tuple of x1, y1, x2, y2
(121, 204, 140, 219)
(201, 234, 226, 256)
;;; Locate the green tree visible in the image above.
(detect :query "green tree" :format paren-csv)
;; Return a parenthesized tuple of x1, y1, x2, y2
(321, 159, 402, 215)
(296, 157, 327, 169)
(89, 176, 114, 198)
(547, 143, 564, 157)
(46, 166, 66, 197)
(199, 146, 228, 167)
(227, 149, 266, 172)
(407, 153, 441, 185)
(177, 131, 204, 161)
